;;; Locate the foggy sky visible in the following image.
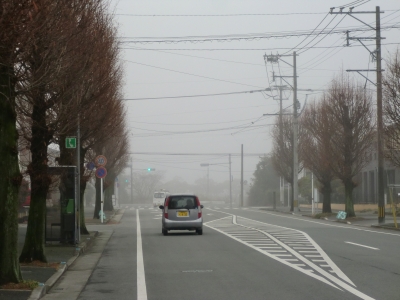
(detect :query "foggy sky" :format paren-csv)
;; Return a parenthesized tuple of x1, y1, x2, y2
(109, 0, 400, 184)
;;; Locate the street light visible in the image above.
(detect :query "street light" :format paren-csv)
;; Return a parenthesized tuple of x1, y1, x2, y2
(200, 157, 232, 208)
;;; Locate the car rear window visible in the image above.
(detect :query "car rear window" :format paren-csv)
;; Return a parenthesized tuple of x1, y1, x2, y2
(154, 193, 165, 198)
(168, 196, 197, 209)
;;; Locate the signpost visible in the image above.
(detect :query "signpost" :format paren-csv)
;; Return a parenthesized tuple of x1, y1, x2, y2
(95, 158, 107, 223)
(65, 137, 76, 149)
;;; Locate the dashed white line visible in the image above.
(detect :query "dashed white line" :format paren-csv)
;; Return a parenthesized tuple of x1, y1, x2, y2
(345, 241, 380, 250)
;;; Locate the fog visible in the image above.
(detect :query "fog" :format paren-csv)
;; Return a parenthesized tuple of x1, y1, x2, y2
(110, 0, 400, 185)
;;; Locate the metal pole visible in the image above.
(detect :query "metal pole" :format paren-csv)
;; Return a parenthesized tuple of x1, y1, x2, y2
(311, 172, 314, 215)
(229, 154, 232, 209)
(131, 156, 134, 204)
(76, 116, 80, 243)
(376, 6, 385, 224)
(241, 144, 244, 207)
(207, 166, 209, 200)
(101, 178, 104, 223)
(292, 51, 299, 212)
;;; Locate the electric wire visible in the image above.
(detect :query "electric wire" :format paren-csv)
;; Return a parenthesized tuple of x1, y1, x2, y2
(121, 89, 272, 101)
(124, 59, 266, 89)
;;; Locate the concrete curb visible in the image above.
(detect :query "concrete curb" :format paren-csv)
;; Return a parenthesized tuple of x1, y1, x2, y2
(27, 231, 99, 300)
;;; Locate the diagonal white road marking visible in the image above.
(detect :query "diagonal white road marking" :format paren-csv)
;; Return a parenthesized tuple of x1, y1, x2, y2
(205, 209, 374, 300)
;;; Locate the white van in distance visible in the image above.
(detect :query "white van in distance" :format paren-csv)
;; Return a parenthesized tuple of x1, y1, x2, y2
(153, 190, 169, 207)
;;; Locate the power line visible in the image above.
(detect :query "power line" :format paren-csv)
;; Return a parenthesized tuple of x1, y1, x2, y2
(119, 24, 399, 44)
(124, 60, 266, 89)
(115, 12, 328, 17)
(121, 89, 272, 101)
(120, 42, 400, 51)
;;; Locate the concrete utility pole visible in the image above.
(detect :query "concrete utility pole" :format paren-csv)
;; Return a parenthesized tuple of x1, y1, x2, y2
(376, 7, 385, 223)
(331, 6, 385, 223)
(241, 144, 244, 207)
(131, 156, 134, 204)
(229, 154, 232, 209)
(292, 51, 299, 212)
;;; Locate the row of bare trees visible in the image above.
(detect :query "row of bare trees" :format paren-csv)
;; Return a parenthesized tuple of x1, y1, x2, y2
(271, 50, 400, 217)
(0, 0, 129, 285)
(271, 73, 375, 216)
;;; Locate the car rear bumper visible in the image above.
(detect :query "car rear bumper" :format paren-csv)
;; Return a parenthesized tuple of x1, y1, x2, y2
(163, 217, 202, 230)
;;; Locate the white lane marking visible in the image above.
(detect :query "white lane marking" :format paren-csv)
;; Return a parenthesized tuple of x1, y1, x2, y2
(345, 242, 380, 250)
(136, 209, 148, 300)
(245, 208, 400, 237)
(206, 210, 375, 300)
(206, 217, 341, 291)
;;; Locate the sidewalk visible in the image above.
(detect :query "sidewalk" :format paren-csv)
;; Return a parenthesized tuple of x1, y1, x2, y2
(0, 208, 123, 300)
(262, 204, 400, 230)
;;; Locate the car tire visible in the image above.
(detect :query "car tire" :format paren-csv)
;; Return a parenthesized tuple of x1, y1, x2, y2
(196, 228, 203, 235)
(162, 228, 168, 236)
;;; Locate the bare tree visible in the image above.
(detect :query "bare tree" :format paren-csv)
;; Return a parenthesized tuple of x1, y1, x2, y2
(300, 99, 335, 213)
(132, 172, 165, 203)
(270, 115, 303, 211)
(383, 49, 400, 166)
(326, 74, 374, 217)
(0, 0, 32, 284)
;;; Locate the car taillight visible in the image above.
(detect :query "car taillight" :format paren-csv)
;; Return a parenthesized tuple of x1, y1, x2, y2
(195, 196, 202, 218)
(164, 197, 170, 219)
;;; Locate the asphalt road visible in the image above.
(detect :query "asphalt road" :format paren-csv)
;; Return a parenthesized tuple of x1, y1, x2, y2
(58, 204, 400, 300)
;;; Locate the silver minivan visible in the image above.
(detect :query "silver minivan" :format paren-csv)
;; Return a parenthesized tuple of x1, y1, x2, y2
(159, 194, 204, 235)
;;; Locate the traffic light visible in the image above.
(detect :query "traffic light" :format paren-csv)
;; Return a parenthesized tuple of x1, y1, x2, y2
(147, 168, 155, 171)
(125, 179, 129, 183)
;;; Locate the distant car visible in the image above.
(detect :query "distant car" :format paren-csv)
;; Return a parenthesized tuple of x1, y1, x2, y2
(159, 194, 204, 235)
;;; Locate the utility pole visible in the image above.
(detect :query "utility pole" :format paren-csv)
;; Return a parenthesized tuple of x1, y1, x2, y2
(331, 6, 385, 223)
(76, 115, 81, 243)
(130, 156, 134, 204)
(376, 7, 385, 223)
(292, 51, 299, 212)
(241, 144, 244, 207)
(229, 154, 232, 209)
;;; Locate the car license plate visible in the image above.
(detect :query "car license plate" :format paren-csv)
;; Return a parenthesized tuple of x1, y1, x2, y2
(177, 211, 188, 217)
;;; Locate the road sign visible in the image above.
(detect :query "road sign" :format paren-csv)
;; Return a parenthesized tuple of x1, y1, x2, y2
(65, 137, 76, 149)
(86, 162, 95, 170)
(95, 155, 107, 167)
(95, 166, 107, 178)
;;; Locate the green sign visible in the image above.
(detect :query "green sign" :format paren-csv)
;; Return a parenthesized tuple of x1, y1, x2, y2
(66, 137, 76, 149)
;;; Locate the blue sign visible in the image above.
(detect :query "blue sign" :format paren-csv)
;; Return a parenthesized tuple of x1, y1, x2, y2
(95, 167, 107, 179)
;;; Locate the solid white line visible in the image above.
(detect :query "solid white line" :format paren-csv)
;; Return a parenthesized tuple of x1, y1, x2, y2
(345, 242, 380, 250)
(245, 208, 400, 237)
(137, 209, 148, 300)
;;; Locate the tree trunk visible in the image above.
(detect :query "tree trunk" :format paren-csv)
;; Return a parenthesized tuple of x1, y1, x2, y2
(344, 180, 356, 218)
(79, 147, 89, 234)
(104, 174, 115, 211)
(80, 179, 90, 234)
(20, 100, 50, 263)
(321, 181, 332, 213)
(0, 64, 23, 284)
(94, 177, 101, 219)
